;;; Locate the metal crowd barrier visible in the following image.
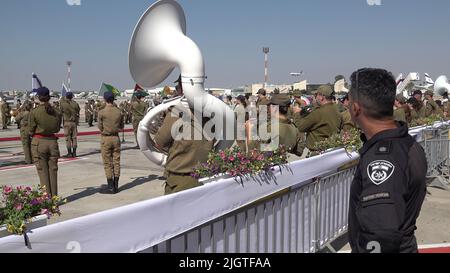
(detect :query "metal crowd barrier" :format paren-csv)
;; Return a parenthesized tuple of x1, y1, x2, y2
(418, 126, 450, 190)
(142, 126, 450, 253)
(141, 165, 358, 253)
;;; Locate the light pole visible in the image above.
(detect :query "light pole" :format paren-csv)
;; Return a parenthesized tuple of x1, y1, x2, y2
(263, 47, 270, 88)
(66, 61, 72, 92)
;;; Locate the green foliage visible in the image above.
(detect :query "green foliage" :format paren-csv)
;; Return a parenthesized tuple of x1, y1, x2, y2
(310, 128, 363, 157)
(192, 146, 288, 180)
(410, 115, 445, 128)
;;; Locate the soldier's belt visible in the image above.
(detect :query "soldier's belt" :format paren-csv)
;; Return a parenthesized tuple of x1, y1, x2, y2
(167, 171, 193, 177)
(101, 133, 119, 137)
(33, 134, 57, 139)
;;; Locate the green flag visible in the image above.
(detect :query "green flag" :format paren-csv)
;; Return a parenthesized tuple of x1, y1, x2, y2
(99, 83, 121, 98)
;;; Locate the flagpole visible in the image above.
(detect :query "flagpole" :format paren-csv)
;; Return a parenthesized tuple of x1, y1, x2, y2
(66, 61, 72, 92)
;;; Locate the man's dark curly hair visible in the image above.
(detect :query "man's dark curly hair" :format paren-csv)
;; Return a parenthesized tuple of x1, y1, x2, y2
(349, 68, 396, 119)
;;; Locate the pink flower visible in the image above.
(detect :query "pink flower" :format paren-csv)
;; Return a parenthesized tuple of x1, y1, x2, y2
(41, 208, 49, 215)
(3, 186, 12, 195)
(228, 156, 235, 162)
(14, 204, 23, 211)
(257, 155, 264, 161)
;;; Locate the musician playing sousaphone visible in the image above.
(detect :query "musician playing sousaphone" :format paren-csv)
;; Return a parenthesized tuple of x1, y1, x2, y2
(153, 76, 214, 194)
(129, 0, 236, 195)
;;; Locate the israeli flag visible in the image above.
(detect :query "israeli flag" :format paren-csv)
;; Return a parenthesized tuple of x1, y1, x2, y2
(32, 73, 43, 94)
(424, 73, 434, 85)
(61, 83, 68, 98)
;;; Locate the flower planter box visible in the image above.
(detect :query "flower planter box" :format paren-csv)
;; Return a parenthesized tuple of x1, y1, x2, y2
(0, 214, 48, 239)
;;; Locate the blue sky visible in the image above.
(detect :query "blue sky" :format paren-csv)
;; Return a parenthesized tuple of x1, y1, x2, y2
(1, 0, 449, 91)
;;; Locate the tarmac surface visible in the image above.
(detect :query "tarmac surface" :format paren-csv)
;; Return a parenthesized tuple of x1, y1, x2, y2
(1, 116, 449, 249)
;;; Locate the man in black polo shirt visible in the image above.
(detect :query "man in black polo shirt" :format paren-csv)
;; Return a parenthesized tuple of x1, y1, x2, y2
(347, 68, 427, 253)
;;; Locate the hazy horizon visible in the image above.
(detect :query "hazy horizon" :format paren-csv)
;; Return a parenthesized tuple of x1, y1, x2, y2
(1, 0, 449, 92)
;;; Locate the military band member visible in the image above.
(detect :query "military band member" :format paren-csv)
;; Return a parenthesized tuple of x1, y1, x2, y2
(84, 100, 94, 127)
(131, 92, 149, 145)
(154, 77, 213, 195)
(394, 94, 407, 123)
(442, 92, 449, 118)
(1, 99, 11, 129)
(424, 90, 444, 117)
(256, 88, 270, 108)
(29, 87, 62, 197)
(412, 90, 426, 118)
(293, 85, 342, 155)
(98, 91, 124, 194)
(340, 94, 356, 131)
(234, 95, 248, 152)
(60, 92, 80, 157)
(16, 101, 33, 164)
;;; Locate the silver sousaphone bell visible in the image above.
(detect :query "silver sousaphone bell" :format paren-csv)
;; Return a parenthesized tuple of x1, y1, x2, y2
(129, 0, 236, 166)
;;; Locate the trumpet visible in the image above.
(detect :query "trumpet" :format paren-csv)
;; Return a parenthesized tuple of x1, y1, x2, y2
(10, 109, 19, 118)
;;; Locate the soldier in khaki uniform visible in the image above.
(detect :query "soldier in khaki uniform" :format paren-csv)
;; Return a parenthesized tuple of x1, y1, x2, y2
(29, 87, 62, 197)
(94, 100, 100, 122)
(234, 95, 248, 152)
(98, 91, 124, 194)
(16, 101, 33, 164)
(246, 94, 300, 155)
(1, 99, 11, 129)
(85, 100, 94, 127)
(412, 90, 427, 118)
(131, 92, 149, 145)
(60, 92, 80, 157)
(442, 92, 449, 118)
(340, 94, 356, 131)
(154, 77, 214, 195)
(394, 94, 407, 123)
(256, 88, 270, 108)
(293, 85, 342, 153)
(424, 90, 444, 117)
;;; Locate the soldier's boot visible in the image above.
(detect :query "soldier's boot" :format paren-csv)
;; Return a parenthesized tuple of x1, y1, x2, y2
(64, 147, 72, 158)
(72, 147, 77, 158)
(100, 178, 114, 194)
(113, 176, 120, 194)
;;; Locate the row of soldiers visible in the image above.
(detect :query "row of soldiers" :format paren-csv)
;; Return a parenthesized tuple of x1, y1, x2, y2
(234, 86, 448, 159)
(11, 88, 149, 196)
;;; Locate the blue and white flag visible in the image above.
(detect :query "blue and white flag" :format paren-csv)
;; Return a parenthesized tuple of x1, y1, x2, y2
(61, 83, 68, 98)
(424, 73, 434, 85)
(32, 73, 43, 93)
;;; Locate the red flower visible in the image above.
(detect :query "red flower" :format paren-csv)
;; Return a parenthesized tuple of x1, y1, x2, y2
(3, 186, 12, 195)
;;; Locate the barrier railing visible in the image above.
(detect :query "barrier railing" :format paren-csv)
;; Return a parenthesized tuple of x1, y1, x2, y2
(141, 164, 358, 253)
(143, 125, 450, 253)
(417, 125, 450, 190)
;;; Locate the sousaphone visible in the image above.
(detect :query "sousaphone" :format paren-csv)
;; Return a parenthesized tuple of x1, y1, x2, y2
(129, 0, 236, 166)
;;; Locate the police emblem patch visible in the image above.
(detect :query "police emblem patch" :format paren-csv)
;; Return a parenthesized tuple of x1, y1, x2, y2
(367, 160, 395, 185)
